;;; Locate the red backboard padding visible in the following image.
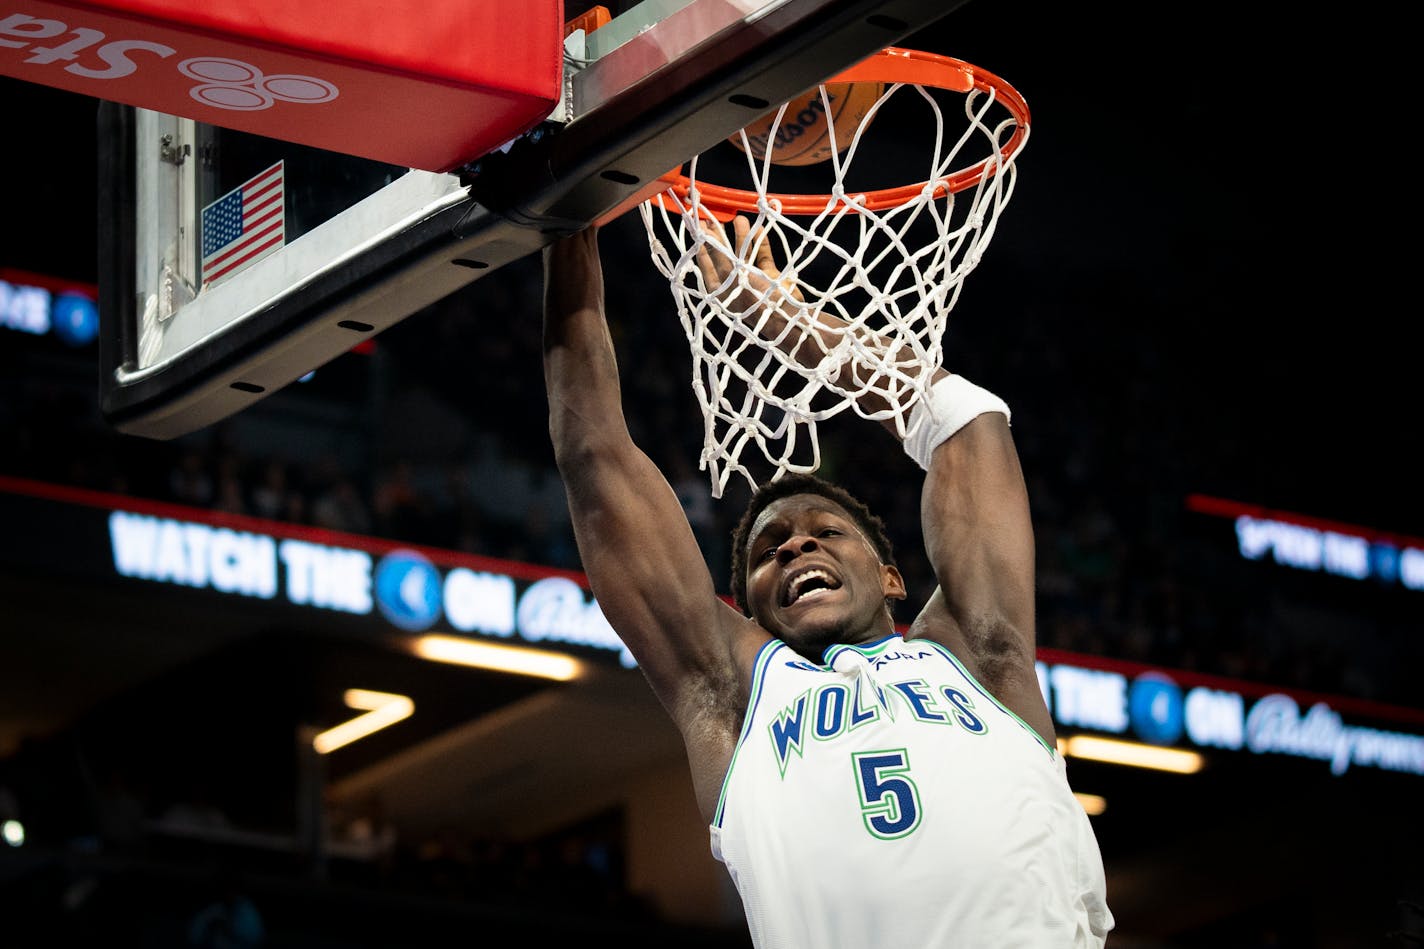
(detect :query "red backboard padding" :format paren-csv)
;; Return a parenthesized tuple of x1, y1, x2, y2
(1, 0, 565, 171)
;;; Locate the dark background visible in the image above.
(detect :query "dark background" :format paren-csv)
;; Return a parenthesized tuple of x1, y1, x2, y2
(7, 0, 1417, 534)
(2, 0, 1421, 946)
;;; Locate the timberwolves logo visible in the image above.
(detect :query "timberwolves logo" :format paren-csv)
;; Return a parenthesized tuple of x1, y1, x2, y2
(1369, 542, 1399, 585)
(374, 549, 442, 631)
(1128, 673, 1184, 745)
(51, 293, 99, 347)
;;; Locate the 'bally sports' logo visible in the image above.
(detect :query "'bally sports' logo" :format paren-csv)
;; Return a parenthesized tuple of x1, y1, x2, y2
(1, 12, 338, 111)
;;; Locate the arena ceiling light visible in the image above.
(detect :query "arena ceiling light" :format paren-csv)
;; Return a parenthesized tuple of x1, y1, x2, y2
(1074, 793, 1107, 816)
(411, 634, 585, 681)
(1059, 735, 1205, 774)
(312, 689, 415, 755)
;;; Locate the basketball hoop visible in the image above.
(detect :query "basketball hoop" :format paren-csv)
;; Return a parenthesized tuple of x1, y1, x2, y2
(640, 47, 1030, 498)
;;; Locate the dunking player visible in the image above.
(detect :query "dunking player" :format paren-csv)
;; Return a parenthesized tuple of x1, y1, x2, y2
(542, 219, 1113, 947)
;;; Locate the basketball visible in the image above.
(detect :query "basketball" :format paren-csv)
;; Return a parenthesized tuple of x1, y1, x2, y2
(729, 81, 885, 167)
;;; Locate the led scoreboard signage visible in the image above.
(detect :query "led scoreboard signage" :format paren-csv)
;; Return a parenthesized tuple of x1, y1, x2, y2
(0, 269, 99, 346)
(103, 505, 636, 667)
(1189, 494, 1424, 592)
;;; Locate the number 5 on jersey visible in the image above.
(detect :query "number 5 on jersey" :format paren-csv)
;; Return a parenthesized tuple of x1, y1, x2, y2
(853, 749, 922, 840)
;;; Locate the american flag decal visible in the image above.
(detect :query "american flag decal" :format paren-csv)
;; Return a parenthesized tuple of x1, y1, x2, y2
(201, 161, 285, 288)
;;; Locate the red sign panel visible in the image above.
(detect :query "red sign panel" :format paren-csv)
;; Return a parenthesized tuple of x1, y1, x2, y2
(1, 0, 564, 171)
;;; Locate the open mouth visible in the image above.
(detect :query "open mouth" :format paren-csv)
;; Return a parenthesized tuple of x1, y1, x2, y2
(782, 568, 841, 607)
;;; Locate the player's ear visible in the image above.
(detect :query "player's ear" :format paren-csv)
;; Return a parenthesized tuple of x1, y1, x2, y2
(879, 563, 907, 601)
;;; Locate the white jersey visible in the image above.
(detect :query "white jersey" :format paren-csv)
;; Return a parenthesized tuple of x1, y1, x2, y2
(710, 634, 1113, 948)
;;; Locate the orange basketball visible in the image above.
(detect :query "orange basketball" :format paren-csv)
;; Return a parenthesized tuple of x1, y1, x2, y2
(729, 81, 885, 167)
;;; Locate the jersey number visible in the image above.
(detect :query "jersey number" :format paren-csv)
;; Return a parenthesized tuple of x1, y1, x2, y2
(852, 749, 922, 840)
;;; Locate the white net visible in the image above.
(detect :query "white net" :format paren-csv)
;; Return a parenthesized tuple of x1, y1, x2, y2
(639, 55, 1028, 498)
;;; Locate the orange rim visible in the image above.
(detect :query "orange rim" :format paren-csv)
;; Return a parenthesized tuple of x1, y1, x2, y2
(656, 47, 1030, 218)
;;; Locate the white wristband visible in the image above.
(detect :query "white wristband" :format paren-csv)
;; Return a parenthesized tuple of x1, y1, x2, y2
(902, 374, 1011, 471)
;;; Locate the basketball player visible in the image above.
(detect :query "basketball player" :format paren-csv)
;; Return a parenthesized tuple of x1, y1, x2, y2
(542, 220, 1113, 947)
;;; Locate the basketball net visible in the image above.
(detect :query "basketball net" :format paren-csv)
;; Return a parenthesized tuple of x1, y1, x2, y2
(639, 49, 1029, 498)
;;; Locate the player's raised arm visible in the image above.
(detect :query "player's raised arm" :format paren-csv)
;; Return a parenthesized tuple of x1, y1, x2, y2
(909, 392, 1052, 744)
(542, 227, 758, 738)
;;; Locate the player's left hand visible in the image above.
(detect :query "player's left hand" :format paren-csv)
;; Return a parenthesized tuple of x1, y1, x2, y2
(694, 213, 804, 313)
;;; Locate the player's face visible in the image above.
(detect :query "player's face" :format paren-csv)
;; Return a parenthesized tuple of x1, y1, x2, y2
(743, 494, 905, 658)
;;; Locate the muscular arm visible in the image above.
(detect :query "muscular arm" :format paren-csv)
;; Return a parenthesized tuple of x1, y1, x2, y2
(912, 414, 1054, 745)
(543, 228, 763, 808)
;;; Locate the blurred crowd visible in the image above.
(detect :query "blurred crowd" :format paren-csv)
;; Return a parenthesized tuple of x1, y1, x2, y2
(0, 747, 697, 947)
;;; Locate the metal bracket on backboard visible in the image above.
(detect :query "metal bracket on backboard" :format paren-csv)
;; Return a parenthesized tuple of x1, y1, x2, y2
(544, 29, 588, 126)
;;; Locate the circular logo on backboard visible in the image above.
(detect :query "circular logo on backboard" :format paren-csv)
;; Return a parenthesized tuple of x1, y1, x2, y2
(373, 550, 443, 631)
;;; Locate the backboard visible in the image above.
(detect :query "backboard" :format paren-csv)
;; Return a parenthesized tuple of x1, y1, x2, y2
(96, 0, 975, 440)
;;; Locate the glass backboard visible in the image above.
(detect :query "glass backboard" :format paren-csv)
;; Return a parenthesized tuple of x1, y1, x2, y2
(98, 0, 973, 440)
